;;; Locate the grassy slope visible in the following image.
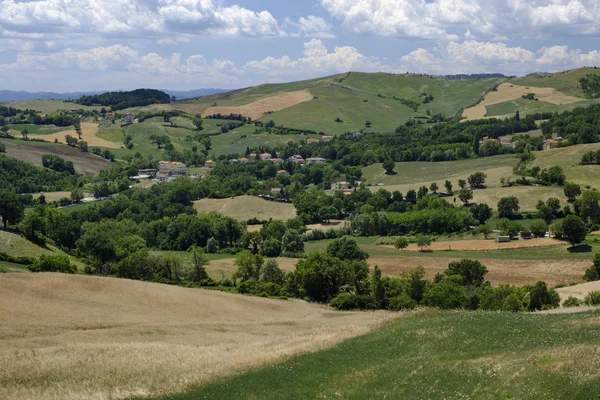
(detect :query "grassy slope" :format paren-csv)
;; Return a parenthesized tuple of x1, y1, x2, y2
(510, 67, 600, 97)
(486, 98, 595, 117)
(1, 100, 100, 114)
(194, 195, 297, 221)
(182, 73, 504, 135)
(362, 143, 600, 211)
(7, 123, 67, 135)
(159, 309, 600, 400)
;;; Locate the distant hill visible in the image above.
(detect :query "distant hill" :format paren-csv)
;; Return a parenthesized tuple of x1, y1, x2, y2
(0, 88, 227, 103)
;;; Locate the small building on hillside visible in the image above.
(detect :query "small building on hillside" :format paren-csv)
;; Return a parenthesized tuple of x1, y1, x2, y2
(321, 135, 334, 142)
(104, 112, 115, 122)
(259, 153, 272, 160)
(158, 161, 188, 181)
(543, 137, 567, 150)
(277, 169, 289, 176)
(332, 181, 351, 191)
(497, 236, 511, 243)
(238, 157, 250, 164)
(307, 137, 319, 143)
(248, 153, 257, 160)
(270, 158, 282, 163)
(122, 113, 135, 124)
(205, 160, 216, 168)
(289, 155, 305, 164)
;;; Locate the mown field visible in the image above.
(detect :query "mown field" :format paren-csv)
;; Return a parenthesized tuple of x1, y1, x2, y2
(362, 143, 600, 211)
(158, 308, 600, 400)
(510, 67, 600, 96)
(194, 196, 297, 222)
(1, 99, 100, 114)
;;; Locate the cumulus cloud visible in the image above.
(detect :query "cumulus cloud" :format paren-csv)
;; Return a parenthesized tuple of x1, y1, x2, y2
(400, 40, 600, 75)
(321, 0, 600, 40)
(0, 0, 283, 37)
(245, 39, 383, 76)
(285, 16, 335, 38)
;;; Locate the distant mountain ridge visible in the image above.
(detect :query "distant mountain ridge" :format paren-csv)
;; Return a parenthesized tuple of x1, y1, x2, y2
(0, 88, 228, 102)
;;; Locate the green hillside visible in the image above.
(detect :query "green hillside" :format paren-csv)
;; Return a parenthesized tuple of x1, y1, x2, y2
(182, 72, 505, 135)
(511, 67, 600, 97)
(158, 309, 600, 400)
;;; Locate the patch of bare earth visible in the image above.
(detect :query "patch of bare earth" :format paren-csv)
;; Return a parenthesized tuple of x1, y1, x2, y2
(1, 140, 110, 176)
(556, 281, 600, 302)
(0, 274, 396, 400)
(369, 256, 588, 287)
(28, 123, 121, 149)
(383, 238, 566, 252)
(202, 90, 314, 120)
(462, 83, 584, 121)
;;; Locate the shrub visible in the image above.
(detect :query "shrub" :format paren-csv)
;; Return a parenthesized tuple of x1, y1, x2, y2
(584, 290, 600, 306)
(388, 293, 418, 311)
(562, 296, 583, 308)
(28, 254, 76, 274)
(528, 281, 560, 311)
(330, 293, 375, 310)
(422, 278, 469, 309)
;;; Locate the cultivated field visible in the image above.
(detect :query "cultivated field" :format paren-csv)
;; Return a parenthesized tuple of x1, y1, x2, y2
(28, 123, 121, 149)
(369, 255, 587, 287)
(161, 309, 600, 400)
(398, 237, 565, 252)
(0, 139, 111, 176)
(203, 90, 314, 120)
(0, 274, 396, 400)
(462, 82, 584, 121)
(194, 196, 297, 221)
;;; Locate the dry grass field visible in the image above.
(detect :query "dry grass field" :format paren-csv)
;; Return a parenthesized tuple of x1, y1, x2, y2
(556, 281, 600, 301)
(369, 256, 587, 287)
(198, 256, 297, 280)
(194, 196, 297, 221)
(0, 139, 110, 176)
(201, 90, 314, 120)
(462, 83, 584, 121)
(394, 237, 565, 252)
(28, 123, 121, 149)
(0, 274, 396, 400)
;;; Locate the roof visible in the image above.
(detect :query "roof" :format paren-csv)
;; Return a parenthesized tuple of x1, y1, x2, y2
(277, 169, 288, 174)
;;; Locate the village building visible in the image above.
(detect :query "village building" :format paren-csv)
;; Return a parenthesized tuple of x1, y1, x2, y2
(306, 137, 319, 144)
(306, 157, 328, 165)
(157, 161, 188, 181)
(331, 181, 351, 191)
(259, 153, 272, 160)
(288, 155, 305, 164)
(205, 160, 216, 168)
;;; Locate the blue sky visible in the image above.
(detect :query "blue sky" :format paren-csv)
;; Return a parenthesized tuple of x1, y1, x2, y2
(1, 0, 600, 92)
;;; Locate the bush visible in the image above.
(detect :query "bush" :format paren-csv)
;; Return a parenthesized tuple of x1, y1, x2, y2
(584, 290, 600, 306)
(422, 278, 469, 309)
(562, 296, 583, 308)
(388, 293, 418, 311)
(330, 293, 375, 310)
(28, 254, 76, 274)
(528, 281, 560, 311)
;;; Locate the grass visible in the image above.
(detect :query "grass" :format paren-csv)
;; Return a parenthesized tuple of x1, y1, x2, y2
(1, 100, 100, 114)
(511, 67, 600, 97)
(0, 274, 395, 400)
(486, 98, 595, 117)
(159, 309, 600, 400)
(0, 230, 52, 258)
(194, 196, 297, 221)
(96, 128, 124, 143)
(0, 260, 29, 273)
(362, 143, 600, 211)
(7, 123, 67, 135)
(180, 73, 504, 135)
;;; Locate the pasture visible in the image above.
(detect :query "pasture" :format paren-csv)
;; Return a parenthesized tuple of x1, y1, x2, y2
(0, 138, 111, 176)
(511, 67, 600, 97)
(1, 99, 100, 114)
(194, 196, 297, 222)
(0, 273, 396, 400)
(28, 122, 121, 148)
(158, 308, 600, 400)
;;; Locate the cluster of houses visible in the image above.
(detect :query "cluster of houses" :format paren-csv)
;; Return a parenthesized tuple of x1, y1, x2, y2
(102, 112, 136, 124)
(204, 153, 329, 168)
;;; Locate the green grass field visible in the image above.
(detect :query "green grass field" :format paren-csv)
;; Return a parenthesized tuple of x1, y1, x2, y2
(0, 260, 29, 273)
(96, 128, 124, 143)
(7, 123, 67, 135)
(510, 67, 600, 97)
(157, 309, 600, 400)
(182, 73, 504, 135)
(1, 100, 100, 114)
(486, 98, 595, 118)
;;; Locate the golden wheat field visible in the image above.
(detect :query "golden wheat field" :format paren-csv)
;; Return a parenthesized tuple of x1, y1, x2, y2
(0, 273, 396, 400)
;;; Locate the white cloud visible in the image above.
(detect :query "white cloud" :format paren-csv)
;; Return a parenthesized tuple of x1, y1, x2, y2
(245, 39, 383, 77)
(400, 40, 600, 75)
(0, 0, 284, 37)
(285, 16, 335, 38)
(321, 0, 600, 40)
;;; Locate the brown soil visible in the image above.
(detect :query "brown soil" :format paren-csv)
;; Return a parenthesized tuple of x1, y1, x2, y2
(384, 238, 566, 252)
(1, 139, 110, 176)
(28, 123, 121, 149)
(369, 256, 587, 287)
(462, 83, 584, 121)
(203, 90, 314, 120)
(0, 273, 396, 400)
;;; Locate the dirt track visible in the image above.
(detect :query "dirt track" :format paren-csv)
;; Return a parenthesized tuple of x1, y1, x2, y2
(1, 139, 110, 176)
(370, 256, 587, 287)
(462, 83, 583, 121)
(203, 90, 314, 120)
(28, 123, 121, 149)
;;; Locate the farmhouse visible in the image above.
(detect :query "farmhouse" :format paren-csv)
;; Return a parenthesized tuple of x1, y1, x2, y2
(205, 160, 216, 168)
(543, 137, 567, 150)
(497, 236, 511, 243)
(259, 153, 272, 160)
(277, 169, 289, 176)
(288, 155, 305, 164)
(158, 161, 188, 181)
(332, 181, 351, 191)
(122, 113, 135, 124)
